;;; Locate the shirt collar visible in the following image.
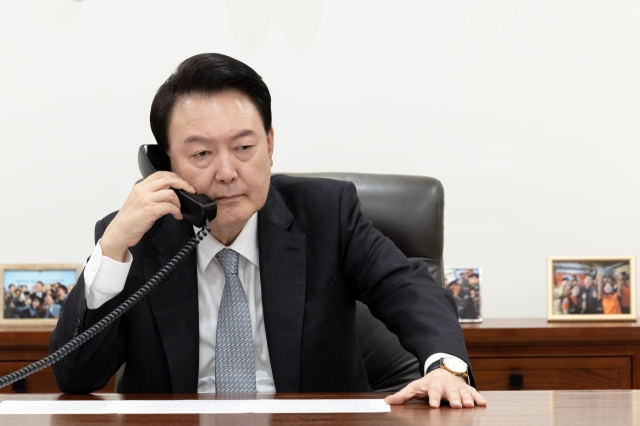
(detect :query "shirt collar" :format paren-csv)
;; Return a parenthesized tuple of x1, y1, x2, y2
(195, 213, 259, 272)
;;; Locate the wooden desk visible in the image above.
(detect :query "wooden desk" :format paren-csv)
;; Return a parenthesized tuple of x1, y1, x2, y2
(0, 391, 637, 425)
(4, 319, 640, 393)
(0, 325, 115, 394)
(462, 318, 640, 390)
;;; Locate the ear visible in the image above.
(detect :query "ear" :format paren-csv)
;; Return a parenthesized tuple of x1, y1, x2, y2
(267, 126, 275, 166)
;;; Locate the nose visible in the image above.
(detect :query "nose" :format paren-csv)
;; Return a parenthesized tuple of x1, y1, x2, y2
(213, 150, 238, 184)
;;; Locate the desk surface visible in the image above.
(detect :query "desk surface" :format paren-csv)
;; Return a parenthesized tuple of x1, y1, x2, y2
(0, 390, 637, 426)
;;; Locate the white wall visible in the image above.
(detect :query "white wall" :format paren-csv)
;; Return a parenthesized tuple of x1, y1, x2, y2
(1, 0, 638, 318)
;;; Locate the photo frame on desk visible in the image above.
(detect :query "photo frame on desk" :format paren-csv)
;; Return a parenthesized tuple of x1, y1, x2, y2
(547, 256, 636, 322)
(444, 267, 482, 323)
(1, 263, 82, 326)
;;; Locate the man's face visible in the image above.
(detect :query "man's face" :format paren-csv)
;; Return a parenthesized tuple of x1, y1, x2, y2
(167, 90, 274, 242)
(34, 283, 42, 292)
(448, 283, 461, 297)
(584, 276, 593, 288)
(57, 288, 66, 300)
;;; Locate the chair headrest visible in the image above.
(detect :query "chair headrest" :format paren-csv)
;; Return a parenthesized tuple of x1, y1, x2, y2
(284, 172, 444, 262)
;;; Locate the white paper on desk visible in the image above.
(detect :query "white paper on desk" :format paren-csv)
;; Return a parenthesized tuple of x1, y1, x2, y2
(255, 399, 391, 413)
(0, 399, 390, 415)
(0, 400, 114, 415)
(110, 399, 259, 414)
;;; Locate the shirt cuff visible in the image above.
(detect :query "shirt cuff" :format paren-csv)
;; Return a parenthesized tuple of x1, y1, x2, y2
(84, 239, 132, 309)
(424, 353, 468, 376)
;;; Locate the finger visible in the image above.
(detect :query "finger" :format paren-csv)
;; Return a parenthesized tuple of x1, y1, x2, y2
(384, 387, 413, 405)
(428, 386, 443, 408)
(384, 381, 424, 405)
(153, 201, 183, 221)
(146, 204, 184, 223)
(459, 387, 475, 408)
(148, 188, 182, 210)
(446, 387, 462, 409)
(132, 200, 183, 224)
(471, 389, 487, 406)
(142, 172, 196, 194)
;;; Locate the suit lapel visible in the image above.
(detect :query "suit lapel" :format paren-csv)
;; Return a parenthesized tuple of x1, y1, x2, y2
(143, 216, 200, 393)
(258, 186, 307, 392)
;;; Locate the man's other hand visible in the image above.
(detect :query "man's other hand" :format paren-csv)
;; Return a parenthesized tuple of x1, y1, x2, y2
(384, 368, 486, 408)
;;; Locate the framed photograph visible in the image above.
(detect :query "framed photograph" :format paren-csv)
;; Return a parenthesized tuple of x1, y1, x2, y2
(444, 267, 482, 323)
(547, 256, 636, 321)
(1, 264, 82, 325)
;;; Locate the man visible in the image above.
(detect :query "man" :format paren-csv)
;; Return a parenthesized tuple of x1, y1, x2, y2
(582, 274, 601, 314)
(55, 285, 68, 310)
(467, 273, 480, 318)
(19, 296, 45, 319)
(3, 285, 15, 318)
(50, 53, 484, 408)
(44, 294, 61, 318)
(31, 281, 46, 301)
(617, 272, 631, 314)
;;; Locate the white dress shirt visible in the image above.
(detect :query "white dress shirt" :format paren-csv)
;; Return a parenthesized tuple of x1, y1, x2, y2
(83, 213, 464, 391)
(84, 213, 276, 393)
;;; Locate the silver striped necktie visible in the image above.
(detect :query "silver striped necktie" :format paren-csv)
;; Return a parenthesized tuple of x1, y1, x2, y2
(214, 248, 257, 393)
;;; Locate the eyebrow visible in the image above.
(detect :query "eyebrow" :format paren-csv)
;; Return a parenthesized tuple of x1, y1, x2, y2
(183, 129, 256, 145)
(231, 129, 255, 140)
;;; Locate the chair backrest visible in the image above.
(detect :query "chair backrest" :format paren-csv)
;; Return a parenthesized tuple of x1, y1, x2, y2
(287, 173, 445, 392)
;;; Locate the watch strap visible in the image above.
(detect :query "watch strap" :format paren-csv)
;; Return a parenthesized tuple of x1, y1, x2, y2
(425, 359, 442, 375)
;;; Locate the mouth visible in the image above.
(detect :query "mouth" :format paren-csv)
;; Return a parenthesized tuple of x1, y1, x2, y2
(215, 194, 242, 203)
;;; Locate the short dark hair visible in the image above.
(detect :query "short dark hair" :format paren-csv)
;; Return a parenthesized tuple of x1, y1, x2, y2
(150, 53, 272, 152)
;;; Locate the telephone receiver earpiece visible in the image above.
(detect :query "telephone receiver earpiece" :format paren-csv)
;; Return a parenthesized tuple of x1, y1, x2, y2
(138, 145, 217, 228)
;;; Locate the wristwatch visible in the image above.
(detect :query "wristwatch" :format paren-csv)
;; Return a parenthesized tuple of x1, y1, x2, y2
(426, 357, 470, 385)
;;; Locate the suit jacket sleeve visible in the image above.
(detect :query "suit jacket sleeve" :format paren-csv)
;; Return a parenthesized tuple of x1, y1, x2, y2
(338, 181, 470, 377)
(49, 216, 127, 394)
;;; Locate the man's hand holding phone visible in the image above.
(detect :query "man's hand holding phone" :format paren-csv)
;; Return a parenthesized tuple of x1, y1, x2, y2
(100, 172, 195, 262)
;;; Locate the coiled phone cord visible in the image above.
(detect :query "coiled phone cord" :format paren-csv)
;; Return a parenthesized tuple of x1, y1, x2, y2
(0, 224, 210, 390)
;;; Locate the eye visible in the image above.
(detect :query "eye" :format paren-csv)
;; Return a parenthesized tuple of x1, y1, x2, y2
(193, 151, 209, 158)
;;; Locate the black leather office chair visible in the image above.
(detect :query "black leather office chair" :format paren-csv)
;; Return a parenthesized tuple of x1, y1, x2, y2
(288, 173, 445, 392)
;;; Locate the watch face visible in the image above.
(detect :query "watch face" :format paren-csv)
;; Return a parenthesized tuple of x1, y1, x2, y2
(443, 357, 467, 374)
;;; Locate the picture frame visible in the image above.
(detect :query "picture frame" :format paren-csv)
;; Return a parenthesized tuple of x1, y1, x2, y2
(547, 256, 636, 322)
(444, 267, 482, 323)
(1, 263, 82, 325)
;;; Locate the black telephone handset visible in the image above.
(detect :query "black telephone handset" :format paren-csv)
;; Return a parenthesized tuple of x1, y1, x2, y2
(138, 145, 217, 228)
(0, 146, 216, 390)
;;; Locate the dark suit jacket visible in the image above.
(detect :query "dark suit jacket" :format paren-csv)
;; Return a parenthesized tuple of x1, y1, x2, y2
(50, 175, 470, 394)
